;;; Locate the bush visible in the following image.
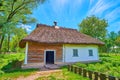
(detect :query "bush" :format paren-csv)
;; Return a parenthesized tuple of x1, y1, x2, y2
(2, 60, 23, 72)
(75, 63, 87, 67)
(0, 70, 4, 75)
(0, 53, 24, 73)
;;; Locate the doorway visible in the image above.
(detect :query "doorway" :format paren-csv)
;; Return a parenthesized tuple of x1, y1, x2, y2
(45, 51, 55, 64)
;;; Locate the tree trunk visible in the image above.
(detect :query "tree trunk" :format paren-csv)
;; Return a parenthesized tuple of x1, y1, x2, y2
(0, 35, 5, 53)
(7, 34, 10, 52)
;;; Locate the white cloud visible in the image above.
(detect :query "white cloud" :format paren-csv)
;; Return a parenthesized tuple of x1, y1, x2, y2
(89, 0, 96, 8)
(20, 24, 32, 31)
(51, 0, 68, 13)
(88, 0, 117, 16)
(105, 7, 120, 22)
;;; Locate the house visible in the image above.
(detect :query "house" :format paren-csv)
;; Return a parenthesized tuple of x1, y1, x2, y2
(19, 22, 104, 68)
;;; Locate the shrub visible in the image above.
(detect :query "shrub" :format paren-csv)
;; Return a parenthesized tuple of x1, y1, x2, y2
(0, 70, 4, 75)
(75, 63, 87, 68)
(0, 53, 24, 73)
(2, 60, 23, 72)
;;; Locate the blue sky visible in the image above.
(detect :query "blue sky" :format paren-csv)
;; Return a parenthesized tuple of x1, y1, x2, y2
(25, 0, 120, 33)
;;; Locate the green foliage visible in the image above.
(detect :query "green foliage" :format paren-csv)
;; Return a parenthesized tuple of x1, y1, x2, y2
(75, 54, 120, 78)
(0, 53, 24, 72)
(78, 15, 120, 53)
(0, 0, 45, 53)
(99, 31, 120, 53)
(10, 27, 27, 52)
(74, 62, 87, 67)
(2, 60, 23, 72)
(79, 15, 108, 39)
(116, 37, 120, 46)
(0, 53, 38, 79)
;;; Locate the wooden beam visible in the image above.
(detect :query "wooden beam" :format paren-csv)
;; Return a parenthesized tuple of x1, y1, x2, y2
(24, 42, 28, 64)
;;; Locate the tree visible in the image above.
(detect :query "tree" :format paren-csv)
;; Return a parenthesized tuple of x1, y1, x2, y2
(0, 0, 45, 53)
(10, 27, 27, 52)
(79, 15, 108, 39)
(115, 37, 120, 46)
(108, 31, 117, 52)
(101, 38, 112, 53)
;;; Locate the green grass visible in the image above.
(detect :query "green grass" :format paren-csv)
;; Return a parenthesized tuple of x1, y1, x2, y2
(36, 67, 90, 80)
(0, 53, 38, 80)
(74, 53, 120, 78)
(0, 68, 38, 80)
(1, 53, 120, 79)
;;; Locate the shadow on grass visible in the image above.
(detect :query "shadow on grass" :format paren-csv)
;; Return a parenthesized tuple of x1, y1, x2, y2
(4, 68, 39, 73)
(0, 68, 39, 79)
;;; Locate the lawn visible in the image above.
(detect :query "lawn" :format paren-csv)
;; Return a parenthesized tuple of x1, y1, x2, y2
(36, 67, 90, 80)
(0, 53, 90, 80)
(74, 53, 120, 78)
(1, 53, 120, 79)
(0, 53, 39, 80)
(0, 68, 38, 80)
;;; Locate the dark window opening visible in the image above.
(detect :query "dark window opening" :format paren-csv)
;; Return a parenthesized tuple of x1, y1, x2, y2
(89, 50, 93, 56)
(73, 49, 78, 57)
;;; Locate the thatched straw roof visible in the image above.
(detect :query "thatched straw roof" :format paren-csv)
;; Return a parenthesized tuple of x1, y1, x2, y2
(19, 24, 104, 48)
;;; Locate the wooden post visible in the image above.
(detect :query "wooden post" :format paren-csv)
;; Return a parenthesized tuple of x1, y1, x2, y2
(100, 73, 106, 80)
(74, 66, 77, 73)
(108, 76, 116, 80)
(71, 65, 73, 72)
(83, 69, 87, 77)
(88, 70, 93, 79)
(94, 72, 99, 80)
(68, 65, 70, 71)
(78, 67, 82, 75)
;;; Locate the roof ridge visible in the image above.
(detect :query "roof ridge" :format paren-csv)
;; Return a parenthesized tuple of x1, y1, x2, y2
(36, 23, 77, 31)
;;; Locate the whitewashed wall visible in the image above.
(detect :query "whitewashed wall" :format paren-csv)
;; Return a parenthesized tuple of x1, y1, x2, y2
(63, 44, 99, 62)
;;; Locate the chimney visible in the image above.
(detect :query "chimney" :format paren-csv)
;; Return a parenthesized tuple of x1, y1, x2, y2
(54, 21, 57, 26)
(53, 21, 59, 29)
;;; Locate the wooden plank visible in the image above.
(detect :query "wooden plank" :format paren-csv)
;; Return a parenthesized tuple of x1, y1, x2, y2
(68, 65, 70, 71)
(94, 72, 99, 80)
(71, 66, 73, 72)
(108, 76, 116, 80)
(88, 70, 93, 79)
(74, 66, 77, 73)
(100, 73, 106, 80)
(78, 67, 82, 75)
(83, 69, 87, 77)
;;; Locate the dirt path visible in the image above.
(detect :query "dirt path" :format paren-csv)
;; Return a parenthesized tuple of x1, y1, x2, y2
(17, 69, 62, 80)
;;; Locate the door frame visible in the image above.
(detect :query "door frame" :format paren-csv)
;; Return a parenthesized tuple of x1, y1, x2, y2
(44, 50, 56, 64)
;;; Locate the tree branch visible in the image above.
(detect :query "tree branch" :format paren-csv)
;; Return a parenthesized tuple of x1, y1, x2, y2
(11, 0, 15, 13)
(6, 0, 41, 23)
(6, 0, 25, 22)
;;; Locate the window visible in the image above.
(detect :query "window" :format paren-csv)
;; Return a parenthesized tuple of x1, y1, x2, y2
(89, 50, 93, 56)
(73, 49, 78, 57)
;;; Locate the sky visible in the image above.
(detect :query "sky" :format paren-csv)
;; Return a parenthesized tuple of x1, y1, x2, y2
(24, 0, 120, 33)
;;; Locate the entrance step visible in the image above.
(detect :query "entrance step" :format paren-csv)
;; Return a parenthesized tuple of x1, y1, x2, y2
(44, 64, 60, 70)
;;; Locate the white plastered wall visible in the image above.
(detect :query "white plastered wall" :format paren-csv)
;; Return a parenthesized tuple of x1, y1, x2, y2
(63, 44, 99, 62)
